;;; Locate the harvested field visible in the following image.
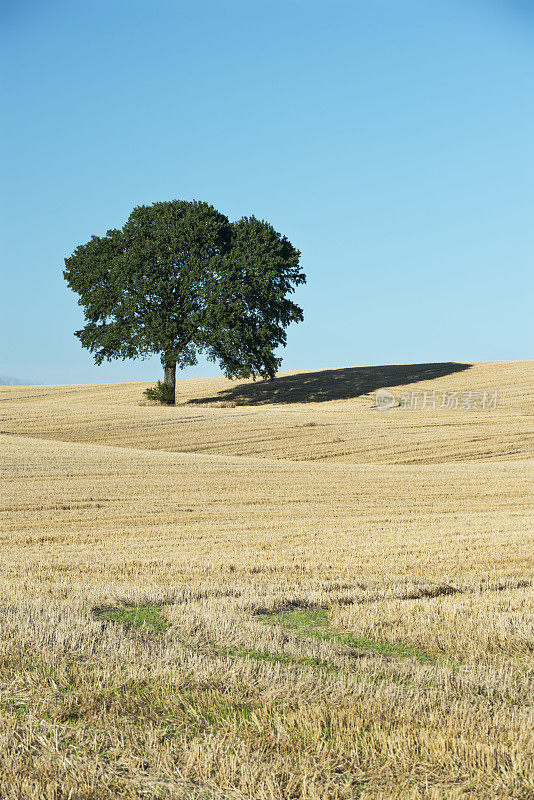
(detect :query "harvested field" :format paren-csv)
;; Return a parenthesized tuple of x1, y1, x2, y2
(0, 360, 532, 798)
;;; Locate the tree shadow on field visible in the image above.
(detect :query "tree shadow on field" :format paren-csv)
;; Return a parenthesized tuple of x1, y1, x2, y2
(187, 362, 472, 406)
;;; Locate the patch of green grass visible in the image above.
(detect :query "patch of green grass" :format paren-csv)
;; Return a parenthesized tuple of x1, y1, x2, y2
(93, 604, 169, 632)
(209, 640, 339, 673)
(205, 640, 417, 687)
(256, 607, 436, 664)
(328, 631, 435, 663)
(92, 601, 435, 674)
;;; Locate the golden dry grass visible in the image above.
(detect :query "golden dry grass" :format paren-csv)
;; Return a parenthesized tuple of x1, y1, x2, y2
(1, 360, 532, 464)
(0, 360, 532, 799)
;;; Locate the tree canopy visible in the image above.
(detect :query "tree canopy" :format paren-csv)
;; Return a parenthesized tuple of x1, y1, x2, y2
(63, 200, 305, 403)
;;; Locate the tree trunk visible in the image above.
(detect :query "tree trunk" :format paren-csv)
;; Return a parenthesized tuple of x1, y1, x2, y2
(163, 361, 176, 405)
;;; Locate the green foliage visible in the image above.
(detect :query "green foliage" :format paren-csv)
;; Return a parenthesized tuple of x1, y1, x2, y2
(93, 604, 169, 632)
(64, 200, 229, 372)
(63, 200, 306, 400)
(202, 216, 305, 380)
(209, 641, 336, 672)
(143, 381, 176, 405)
(257, 607, 437, 663)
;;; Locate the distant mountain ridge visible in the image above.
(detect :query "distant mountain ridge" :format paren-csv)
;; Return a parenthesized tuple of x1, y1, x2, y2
(0, 375, 33, 386)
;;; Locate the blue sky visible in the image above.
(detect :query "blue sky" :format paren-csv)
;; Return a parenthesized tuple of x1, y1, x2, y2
(1, 0, 532, 385)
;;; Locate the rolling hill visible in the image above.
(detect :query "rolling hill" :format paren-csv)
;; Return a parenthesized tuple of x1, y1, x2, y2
(0, 361, 532, 799)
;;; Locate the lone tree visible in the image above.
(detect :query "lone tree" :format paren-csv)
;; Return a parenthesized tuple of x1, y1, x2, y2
(63, 200, 305, 403)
